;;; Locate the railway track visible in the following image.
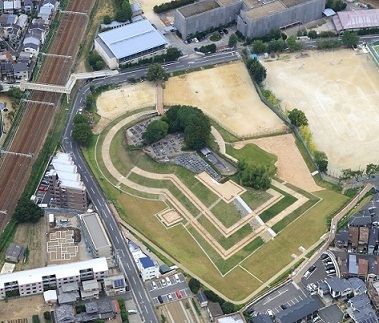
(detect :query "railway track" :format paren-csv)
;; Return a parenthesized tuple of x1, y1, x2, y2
(0, 1, 95, 231)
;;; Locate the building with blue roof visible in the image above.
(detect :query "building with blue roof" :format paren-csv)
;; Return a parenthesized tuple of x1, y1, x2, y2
(94, 19, 169, 69)
(138, 256, 159, 281)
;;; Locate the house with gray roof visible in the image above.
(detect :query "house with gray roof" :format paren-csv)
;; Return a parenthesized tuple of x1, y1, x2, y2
(54, 304, 75, 323)
(335, 229, 350, 249)
(275, 297, 320, 323)
(350, 254, 359, 276)
(252, 314, 272, 323)
(349, 214, 372, 227)
(347, 294, 378, 323)
(207, 302, 223, 321)
(368, 227, 378, 255)
(325, 276, 352, 298)
(348, 277, 367, 296)
(13, 62, 29, 80)
(5, 243, 23, 262)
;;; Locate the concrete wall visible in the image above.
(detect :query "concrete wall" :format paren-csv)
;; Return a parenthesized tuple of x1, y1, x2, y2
(174, 0, 243, 39)
(94, 38, 118, 69)
(237, 0, 325, 39)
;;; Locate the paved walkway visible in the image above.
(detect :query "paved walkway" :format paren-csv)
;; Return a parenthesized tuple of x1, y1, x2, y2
(155, 81, 164, 115)
(210, 126, 238, 163)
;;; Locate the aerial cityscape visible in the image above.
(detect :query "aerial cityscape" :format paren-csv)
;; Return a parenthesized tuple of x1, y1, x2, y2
(0, 0, 378, 322)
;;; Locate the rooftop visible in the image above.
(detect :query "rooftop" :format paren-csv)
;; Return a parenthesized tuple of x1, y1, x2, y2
(275, 297, 320, 323)
(325, 276, 352, 292)
(245, 1, 286, 20)
(178, 0, 220, 18)
(0, 258, 108, 288)
(80, 213, 111, 251)
(333, 9, 379, 32)
(97, 19, 169, 60)
(350, 254, 359, 275)
(140, 256, 156, 269)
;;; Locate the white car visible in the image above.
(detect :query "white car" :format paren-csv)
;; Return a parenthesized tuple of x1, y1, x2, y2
(167, 293, 173, 301)
(266, 309, 275, 317)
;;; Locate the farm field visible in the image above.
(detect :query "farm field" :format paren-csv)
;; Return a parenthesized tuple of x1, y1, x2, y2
(262, 49, 379, 173)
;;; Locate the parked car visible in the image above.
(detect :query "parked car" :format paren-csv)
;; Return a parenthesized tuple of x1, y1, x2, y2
(161, 279, 166, 287)
(223, 28, 229, 34)
(321, 253, 329, 260)
(38, 186, 47, 191)
(280, 304, 287, 310)
(165, 277, 171, 286)
(309, 265, 316, 272)
(152, 281, 157, 289)
(174, 274, 180, 283)
(326, 269, 336, 275)
(266, 309, 275, 318)
(167, 293, 173, 301)
(325, 264, 335, 271)
(158, 295, 163, 303)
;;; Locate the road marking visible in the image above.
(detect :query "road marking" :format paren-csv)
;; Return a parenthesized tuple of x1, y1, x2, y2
(115, 236, 119, 244)
(104, 212, 108, 218)
(90, 187, 95, 193)
(138, 291, 142, 299)
(120, 249, 125, 257)
(110, 223, 114, 231)
(96, 198, 102, 206)
(126, 261, 130, 270)
(84, 175, 88, 181)
(132, 276, 136, 284)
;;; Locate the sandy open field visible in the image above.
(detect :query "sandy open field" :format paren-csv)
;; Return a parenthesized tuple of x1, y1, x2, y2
(262, 50, 379, 173)
(233, 134, 323, 192)
(0, 295, 50, 320)
(164, 62, 286, 137)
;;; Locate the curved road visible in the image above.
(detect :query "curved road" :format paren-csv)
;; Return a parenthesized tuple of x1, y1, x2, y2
(61, 51, 240, 323)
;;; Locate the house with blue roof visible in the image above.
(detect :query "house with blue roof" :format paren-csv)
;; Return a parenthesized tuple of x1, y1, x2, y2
(138, 256, 160, 281)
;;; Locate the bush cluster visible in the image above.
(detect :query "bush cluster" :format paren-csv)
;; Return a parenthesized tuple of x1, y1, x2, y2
(118, 299, 129, 323)
(198, 44, 216, 54)
(114, 0, 132, 22)
(120, 48, 181, 69)
(153, 0, 195, 13)
(88, 52, 105, 71)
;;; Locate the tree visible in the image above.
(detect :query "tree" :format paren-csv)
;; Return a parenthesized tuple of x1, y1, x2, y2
(238, 161, 273, 190)
(86, 94, 95, 111)
(103, 15, 112, 24)
(165, 47, 181, 61)
(314, 150, 328, 172)
(94, 60, 105, 71)
(308, 30, 318, 39)
(142, 120, 169, 144)
(366, 163, 379, 177)
(72, 123, 93, 147)
(147, 63, 166, 82)
(7, 86, 21, 99)
(288, 108, 308, 127)
(286, 35, 303, 51)
(221, 302, 235, 314)
(121, 1, 133, 20)
(268, 38, 286, 53)
(204, 290, 225, 305)
(43, 311, 51, 321)
(228, 33, 238, 48)
(184, 115, 210, 150)
(188, 278, 201, 293)
(0, 84, 3, 92)
(73, 114, 88, 125)
(13, 197, 44, 224)
(252, 40, 268, 54)
(246, 58, 266, 84)
(342, 31, 359, 47)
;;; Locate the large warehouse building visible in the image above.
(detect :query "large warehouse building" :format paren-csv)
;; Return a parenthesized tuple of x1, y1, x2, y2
(174, 0, 325, 39)
(94, 19, 169, 69)
(333, 9, 379, 32)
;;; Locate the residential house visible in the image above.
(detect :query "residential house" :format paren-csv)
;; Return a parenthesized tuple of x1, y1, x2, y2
(54, 304, 75, 323)
(215, 313, 246, 323)
(325, 276, 352, 298)
(138, 257, 160, 281)
(23, 0, 33, 13)
(349, 255, 359, 277)
(358, 227, 369, 253)
(3, 0, 21, 13)
(16, 14, 27, 31)
(349, 214, 372, 227)
(368, 227, 378, 255)
(13, 61, 29, 80)
(81, 279, 101, 300)
(38, 2, 54, 24)
(368, 257, 379, 280)
(104, 275, 127, 296)
(57, 282, 80, 304)
(335, 229, 350, 249)
(207, 302, 223, 322)
(43, 289, 57, 304)
(5, 243, 23, 262)
(349, 277, 367, 296)
(197, 291, 208, 308)
(252, 314, 272, 323)
(346, 294, 378, 323)
(350, 227, 359, 251)
(23, 35, 40, 56)
(275, 297, 320, 323)
(0, 13, 17, 27)
(358, 258, 368, 279)
(368, 280, 379, 313)
(0, 50, 13, 62)
(0, 61, 13, 81)
(28, 21, 46, 44)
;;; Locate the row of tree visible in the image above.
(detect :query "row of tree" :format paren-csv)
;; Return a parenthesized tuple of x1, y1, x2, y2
(142, 105, 211, 150)
(153, 0, 195, 13)
(237, 160, 275, 190)
(245, 58, 267, 84)
(112, 0, 133, 23)
(72, 114, 93, 147)
(341, 164, 379, 181)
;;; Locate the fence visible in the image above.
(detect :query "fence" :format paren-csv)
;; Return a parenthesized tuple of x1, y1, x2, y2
(367, 41, 379, 68)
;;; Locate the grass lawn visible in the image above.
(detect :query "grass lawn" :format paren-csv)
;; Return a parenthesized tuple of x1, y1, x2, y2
(259, 188, 297, 223)
(242, 189, 348, 282)
(197, 215, 253, 250)
(211, 121, 240, 143)
(116, 193, 261, 300)
(210, 199, 242, 228)
(226, 143, 277, 165)
(240, 189, 272, 210)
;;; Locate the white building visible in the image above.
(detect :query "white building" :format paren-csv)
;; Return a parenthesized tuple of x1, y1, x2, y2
(0, 258, 108, 300)
(80, 212, 112, 259)
(138, 257, 160, 281)
(94, 19, 169, 69)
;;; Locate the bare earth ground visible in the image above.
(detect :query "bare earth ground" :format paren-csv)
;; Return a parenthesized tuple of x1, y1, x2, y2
(0, 295, 51, 320)
(262, 49, 379, 173)
(94, 82, 155, 133)
(233, 134, 323, 192)
(0, 95, 14, 145)
(164, 62, 286, 138)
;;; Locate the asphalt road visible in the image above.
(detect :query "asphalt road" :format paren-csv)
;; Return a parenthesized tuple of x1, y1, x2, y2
(60, 51, 240, 323)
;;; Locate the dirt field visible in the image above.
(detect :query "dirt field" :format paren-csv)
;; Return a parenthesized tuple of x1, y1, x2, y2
(0, 95, 14, 145)
(262, 49, 379, 173)
(95, 82, 155, 133)
(164, 62, 286, 138)
(233, 134, 323, 192)
(0, 295, 50, 320)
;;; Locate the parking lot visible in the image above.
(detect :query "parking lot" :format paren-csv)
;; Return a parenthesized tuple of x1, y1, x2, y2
(144, 133, 185, 159)
(172, 152, 219, 179)
(148, 273, 192, 305)
(249, 281, 310, 316)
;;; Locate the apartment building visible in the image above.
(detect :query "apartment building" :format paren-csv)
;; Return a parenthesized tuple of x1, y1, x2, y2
(47, 152, 87, 211)
(0, 258, 108, 300)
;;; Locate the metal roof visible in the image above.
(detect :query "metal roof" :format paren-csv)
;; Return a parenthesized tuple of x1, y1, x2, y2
(140, 256, 155, 269)
(98, 19, 169, 60)
(275, 297, 320, 323)
(334, 9, 379, 32)
(0, 258, 108, 288)
(350, 254, 359, 275)
(80, 213, 111, 251)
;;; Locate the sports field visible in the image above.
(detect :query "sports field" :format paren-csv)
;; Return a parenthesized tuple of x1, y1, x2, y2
(164, 62, 286, 137)
(263, 49, 379, 173)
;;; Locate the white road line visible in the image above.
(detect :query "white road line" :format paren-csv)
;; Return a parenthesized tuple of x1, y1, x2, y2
(115, 236, 119, 244)
(84, 175, 88, 181)
(90, 187, 95, 193)
(126, 262, 130, 270)
(132, 276, 136, 284)
(96, 198, 102, 206)
(120, 249, 125, 257)
(110, 223, 114, 231)
(138, 291, 142, 299)
(104, 213, 108, 218)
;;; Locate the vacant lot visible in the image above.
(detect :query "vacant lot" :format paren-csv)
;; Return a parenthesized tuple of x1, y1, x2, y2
(263, 50, 379, 173)
(164, 62, 285, 137)
(0, 295, 49, 320)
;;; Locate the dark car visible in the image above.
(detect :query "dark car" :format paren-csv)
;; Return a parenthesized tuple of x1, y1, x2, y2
(158, 295, 163, 304)
(280, 304, 287, 310)
(321, 253, 329, 260)
(325, 264, 335, 271)
(309, 265, 316, 273)
(223, 28, 229, 34)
